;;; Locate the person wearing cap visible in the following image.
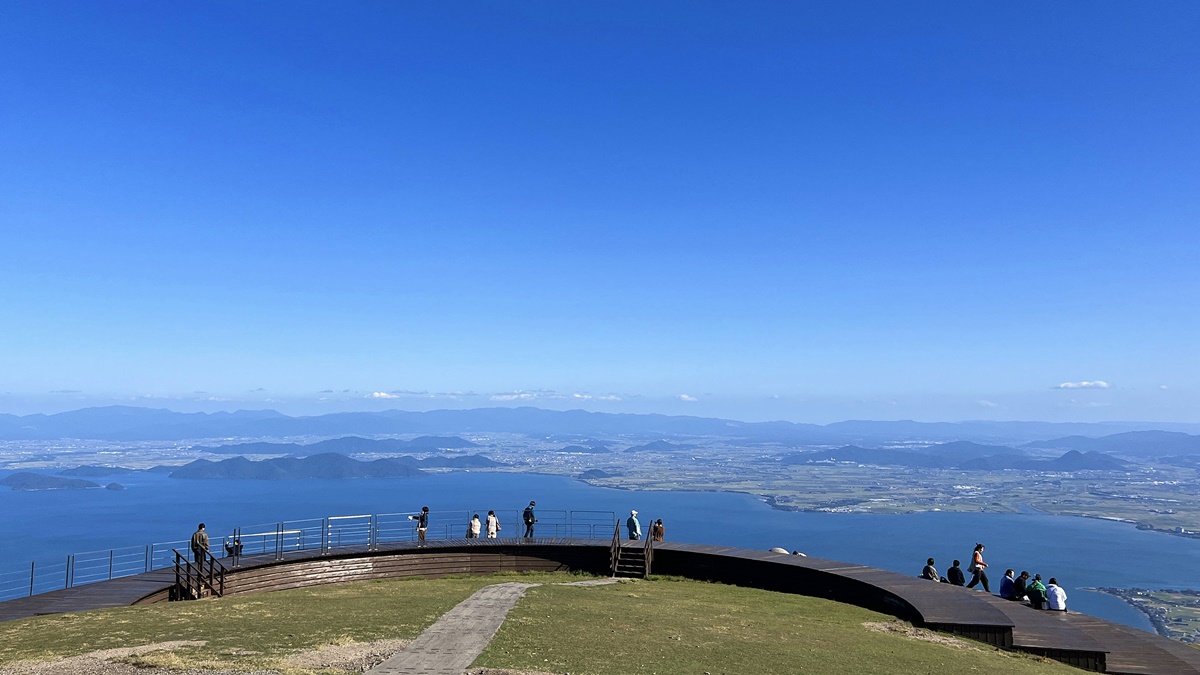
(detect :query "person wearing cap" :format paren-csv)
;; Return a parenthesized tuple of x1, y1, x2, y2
(1027, 574, 1048, 609)
(626, 509, 641, 540)
(522, 501, 537, 538)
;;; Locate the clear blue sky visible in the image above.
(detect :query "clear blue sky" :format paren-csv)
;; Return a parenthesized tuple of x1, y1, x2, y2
(2, 2, 1197, 422)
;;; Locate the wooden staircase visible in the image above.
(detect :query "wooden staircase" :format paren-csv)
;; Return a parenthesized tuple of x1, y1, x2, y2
(609, 524, 653, 579)
(170, 549, 226, 601)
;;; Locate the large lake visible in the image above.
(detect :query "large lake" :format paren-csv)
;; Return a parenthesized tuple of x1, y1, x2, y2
(4, 470, 1200, 632)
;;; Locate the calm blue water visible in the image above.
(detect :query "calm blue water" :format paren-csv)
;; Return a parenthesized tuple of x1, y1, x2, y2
(3, 470, 1196, 632)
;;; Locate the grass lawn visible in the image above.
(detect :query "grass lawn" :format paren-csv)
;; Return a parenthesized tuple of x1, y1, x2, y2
(0, 572, 572, 672)
(477, 576, 1081, 675)
(0, 573, 1080, 674)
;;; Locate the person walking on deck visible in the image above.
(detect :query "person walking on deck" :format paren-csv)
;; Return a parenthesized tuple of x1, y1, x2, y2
(522, 501, 537, 538)
(190, 523, 209, 564)
(486, 510, 501, 538)
(627, 510, 641, 540)
(966, 543, 990, 592)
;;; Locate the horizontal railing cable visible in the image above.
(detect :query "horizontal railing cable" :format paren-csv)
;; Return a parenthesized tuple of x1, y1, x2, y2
(0, 507, 617, 601)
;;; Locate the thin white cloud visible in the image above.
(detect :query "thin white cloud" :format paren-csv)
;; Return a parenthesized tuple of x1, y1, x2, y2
(1055, 381, 1111, 390)
(595, 394, 622, 401)
(491, 391, 538, 401)
(677, 394, 698, 402)
(369, 392, 400, 399)
(1160, 385, 1170, 390)
(978, 400, 999, 408)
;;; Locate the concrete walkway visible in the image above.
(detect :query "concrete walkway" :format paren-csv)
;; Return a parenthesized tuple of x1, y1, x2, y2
(367, 582, 541, 675)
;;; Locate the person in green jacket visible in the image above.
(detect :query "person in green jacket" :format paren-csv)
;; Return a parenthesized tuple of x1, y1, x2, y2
(1026, 574, 1048, 609)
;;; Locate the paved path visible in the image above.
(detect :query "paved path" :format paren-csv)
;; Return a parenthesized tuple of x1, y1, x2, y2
(367, 582, 541, 675)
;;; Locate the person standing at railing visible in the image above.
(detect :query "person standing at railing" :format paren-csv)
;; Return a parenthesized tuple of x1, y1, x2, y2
(190, 523, 209, 564)
(486, 510, 501, 538)
(651, 519, 664, 542)
(224, 537, 243, 566)
(626, 510, 641, 540)
(522, 501, 537, 538)
(408, 506, 430, 547)
(468, 514, 481, 539)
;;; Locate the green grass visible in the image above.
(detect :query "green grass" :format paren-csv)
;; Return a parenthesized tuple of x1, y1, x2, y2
(0, 573, 1080, 674)
(477, 576, 1080, 675)
(0, 572, 571, 672)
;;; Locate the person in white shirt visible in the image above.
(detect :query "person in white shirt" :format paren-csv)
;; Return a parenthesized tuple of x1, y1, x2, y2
(468, 514, 482, 538)
(485, 510, 501, 539)
(1046, 577, 1068, 611)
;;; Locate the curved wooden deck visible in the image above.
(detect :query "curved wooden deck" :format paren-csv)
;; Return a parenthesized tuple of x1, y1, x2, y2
(1, 539, 1196, 674)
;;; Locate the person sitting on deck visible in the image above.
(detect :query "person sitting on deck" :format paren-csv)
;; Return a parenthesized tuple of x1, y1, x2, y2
(224, 538, 242, 559)
(999, 569, 1016, 599)
(1046, 578, 1068, 611)
(1011, 571, 1030, 601)
(1027, 574, 1048, 609)
(921, 557, 939, 581)
(947, 559, 966, 586)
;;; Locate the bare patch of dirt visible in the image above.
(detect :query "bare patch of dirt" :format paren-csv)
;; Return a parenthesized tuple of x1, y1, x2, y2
(863, 621, 980, 650)
(0, 641, 275, 675)
(465, 662, 559, 667)
(283, 638, 410, 672)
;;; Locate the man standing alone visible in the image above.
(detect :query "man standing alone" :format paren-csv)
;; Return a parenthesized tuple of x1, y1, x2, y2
(190, 523, 209, 564)
(522, 501, 537, 538)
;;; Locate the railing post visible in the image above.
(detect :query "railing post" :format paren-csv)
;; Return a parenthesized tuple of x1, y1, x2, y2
(321, 518, 329, 554)
(108, 550, 114, 580)
(29, 561, 34, 596)
(145, 545, 151, 572)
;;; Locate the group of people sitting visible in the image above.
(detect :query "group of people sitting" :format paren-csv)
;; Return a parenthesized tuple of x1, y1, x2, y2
(920, 545, 1068, 611)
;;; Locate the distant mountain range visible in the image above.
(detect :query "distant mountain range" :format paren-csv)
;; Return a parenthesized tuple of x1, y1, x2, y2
(168, 452, 504, 480)
(1025, 431, 1200, 458)
(2, 405, 1199, 446)
(781, 442, 1129, 472)
(193, 435, 479, 455)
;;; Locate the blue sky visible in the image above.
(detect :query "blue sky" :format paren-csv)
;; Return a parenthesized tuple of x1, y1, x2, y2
(2, 2, 1198, 422)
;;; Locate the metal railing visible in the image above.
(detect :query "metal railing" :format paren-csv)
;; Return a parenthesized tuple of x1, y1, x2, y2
(171, 549, 227, 600)
(0, 508, 616, 602)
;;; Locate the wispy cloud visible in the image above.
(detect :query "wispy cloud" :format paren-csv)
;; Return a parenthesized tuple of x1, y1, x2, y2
(1160, 385, 1170, 390)
(49, 389, 82, 394)
(491, 390, 540, 401)
(1055, 381, 1110, 390)
(978, 400, 999, 408)
(318, 389, 335, 394)
(391, 389, 429, 396)
(369, 392, 400, 399)
(677, 394, 698, 402)
(249, 387, 266, 393)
